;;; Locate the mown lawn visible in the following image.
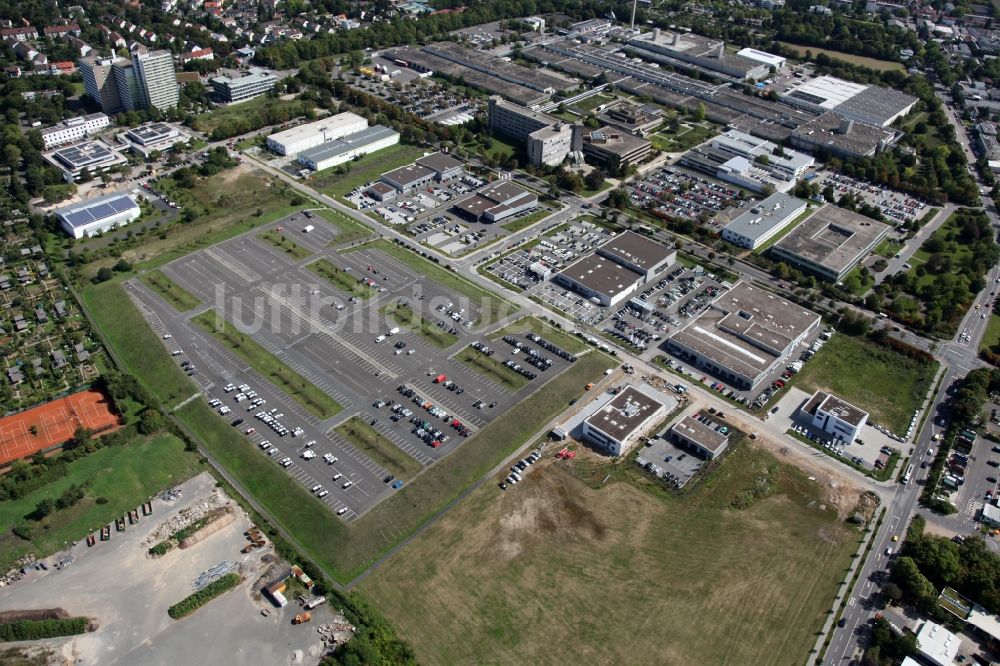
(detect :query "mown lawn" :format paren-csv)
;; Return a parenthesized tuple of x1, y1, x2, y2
(140, 269, 201, 312)
(192, 311, 342, 419)
(317, 208, 375, 247)
(335, 416, 422, 479)
(362, 442, 857, 666)
(257, 229, 312, 260)
(455, 346, 530, 391)
(311, 144, 426, 200)
(344, 239, 517, 327)
(792, 334, 937, 433)
(0, 434, 201, 571)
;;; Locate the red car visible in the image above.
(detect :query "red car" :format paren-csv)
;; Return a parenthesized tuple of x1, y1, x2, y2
(451, 419, 461, 428)
(431, 440, 442, 448)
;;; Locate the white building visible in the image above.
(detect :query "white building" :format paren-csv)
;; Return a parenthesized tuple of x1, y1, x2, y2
(722, 192, 808, 250)
(802, 390, 869, 443)
(134, 50, 179, 111)
(735, 47, 786, 71)
(121, 122, 190, 158)
(40, 113, 110, 150)
(266, 112, 368, 157)
(914, 620, 959, 666)
(55, 193, 141, 238)
(581, 385, 666, 456)
(210, 68, 277, 103)
(296, 125, 400, 171)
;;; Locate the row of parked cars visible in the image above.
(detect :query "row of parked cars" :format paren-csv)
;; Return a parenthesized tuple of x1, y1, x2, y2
(500, 450, 542, 490)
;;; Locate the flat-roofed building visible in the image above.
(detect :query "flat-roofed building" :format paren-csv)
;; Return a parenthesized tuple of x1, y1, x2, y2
(266, 112, 368, 156)
(54, 193, 140, 238)
(582, 385, 666, 455)
(296, 125, 399, 171)
(914, 621, 959, 666)
(596, 99, 662, 136)
(582, 126, 651, 171)
(121, 121, 190, 158)
(626, 30, 769, 80)
(770, 205, 891, 282)
(665, 280, 821, 391)
(790, 112, 898, 159)
(365, 181, 397, 202)
(781, 75, 917, 127)
(44, 140, 128, 182)
(40, 113, 110, 149)
(735, 47, 786, 70)
(802, 390, 869, 443)
(415, 152, 464, 180)
(669, 414, 730, 459)
(134, 50, 179, 111)
(487, 96, 581, 167)
(210, 68, 277, 103)
(452, 180, 538, 223)
(722, 192, 808, 250)
(78, 56, 121, 114)
(554, 253, 644, 306)
(597, 230, 676, 278)
(381, 163, 436, 193)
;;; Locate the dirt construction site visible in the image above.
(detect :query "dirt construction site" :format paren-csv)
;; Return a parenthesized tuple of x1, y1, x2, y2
(0, 473, 344, 665)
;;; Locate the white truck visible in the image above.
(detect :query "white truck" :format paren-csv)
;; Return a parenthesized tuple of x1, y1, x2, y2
(304, 596, 327, 610)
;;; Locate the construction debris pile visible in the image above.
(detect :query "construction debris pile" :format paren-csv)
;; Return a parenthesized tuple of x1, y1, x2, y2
(0, 555, 37, 587)
(144, 491, 228, 547)
(317, 616, 356, 647)
(193, 560, 239, 591)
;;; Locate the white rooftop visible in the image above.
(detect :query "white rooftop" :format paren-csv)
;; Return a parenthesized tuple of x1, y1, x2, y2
(785, 75, 868, 110)
(915, 620, 959, 666)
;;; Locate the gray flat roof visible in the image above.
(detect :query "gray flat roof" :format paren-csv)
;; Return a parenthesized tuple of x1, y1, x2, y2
(556, 253, 643, 299)
(382, 162, 435, 188)
(598, 230, 674, 272)
(724, 192, 807, 242)
(126, 122, 178, 143)
(773, 205, 891, 276)
(585, 385, 664, 441)
(415, 152, 463, 174)
(834, 85, 917, 125)
(583, 126, 650, 157)
(50, 140, 122, 169)
(670, 415, 729, 453)
(298, 125, 398, 164)
(806, 390, 869, 427)
(668, 281, 820, 379)
(791, 112, 890, 156)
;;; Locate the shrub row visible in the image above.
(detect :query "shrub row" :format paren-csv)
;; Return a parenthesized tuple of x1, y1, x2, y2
(0, 617, 88, 642)
(167, 573, 240, 619)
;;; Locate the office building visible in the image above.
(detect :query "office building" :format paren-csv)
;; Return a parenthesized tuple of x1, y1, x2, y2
(40, 113, 110, 150)
(380, 152, 465, 193)
(121, 122, 190, 158)
(210, 68, 277, 103)
(582, 385, 666, 456)
(296, 125, 400, 171)
(596, 99, 663, 136)
(722, 193, 808, 250)
(111, 60, 142, 111)
(679, 130, 813, 194)
(770, 205, 891, 282)
(266, 112, 368, 156)
(802, 390, 869, 443)
(913, 621, 959, 666)
(581, 126, 651, 171)
(44, 140, 128, 182)
(665, 281, 821, 391)
(669, 414, 731, 460)
(134, 51, 179, 111)
(487, 96, 582, 167)
(453, 180, 538, 223)
(78, 56, 121, 113)
(54, 193, 141, 238)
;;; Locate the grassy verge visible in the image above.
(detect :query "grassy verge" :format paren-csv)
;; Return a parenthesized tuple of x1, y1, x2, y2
(383, 301, 457, 348)
(980, 314, 1000, 356)
(0, 434, 201, 571)
(307, 258, 375, 299)
(487, 315, 589, 354)
(500, 207, 553, 233)
(791, 334, 937, 434)
(140, 269, 201, 311)
(334, 416, 422, 478)
(311, 144, 426, 200)
(362, 437, 856, 664)
(455, 346, 530, 391)
(257, 229, 312, 260)
(192, 311, 342, 419)
(317, 208, 375, 246)
(874, 238, 904, 259)
(168, 572, 240, 619)
(344, 239, 517, 327)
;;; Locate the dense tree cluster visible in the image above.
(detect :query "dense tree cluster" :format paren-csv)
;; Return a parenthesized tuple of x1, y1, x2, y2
(770, 5, 922, 62)
(192, 99, 317, 140)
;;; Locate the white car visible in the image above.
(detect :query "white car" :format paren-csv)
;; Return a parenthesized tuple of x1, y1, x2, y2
(332, 473, 343, 481)
(280, 457, 292, 467)
(323, 453, 338, 464)
(337, 507, 348, 516)
(302, 450, 316, 460)
(317, 490, 329, 498)
(162, 334, 172, 339)
(342, 480, 353, 489)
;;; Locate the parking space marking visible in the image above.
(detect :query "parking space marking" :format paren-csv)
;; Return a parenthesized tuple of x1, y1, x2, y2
(202, 246, 261, 285)
(407, 380, 486, 428)
(371, 423, 434, 465)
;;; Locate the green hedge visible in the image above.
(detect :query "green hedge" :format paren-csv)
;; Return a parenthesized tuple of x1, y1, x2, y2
(148, 541, 173, 557)
(0, 617, 88, 642)
(167, 573, 240, 619)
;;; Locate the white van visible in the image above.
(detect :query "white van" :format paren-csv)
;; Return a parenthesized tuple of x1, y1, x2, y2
(375, 335, 386, 343)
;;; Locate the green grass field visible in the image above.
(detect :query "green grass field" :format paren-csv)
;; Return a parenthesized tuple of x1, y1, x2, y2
(383, 302, 457, 348)
(311, 144, 426, 200)
(192, 311, 342, 419)
(317, 208, 375, 247)
(361, 442, 857, 665)
(500, 208, 553, 233)
(455, 346, 530, 391)
(0, 434, 201, 571)
(257, 229, 312, 260)
(190, 95, 308, 134)
(344, 239, 517, 327)
(307, 258, 375, 299)
(778, 42, 904, 71)
(488, 316, 589, 355)
(874, 238, 904, 259)
(792, 335, 937, 433)
(140, 269, 201, 312)
(980, 314, 1000, 356)
(334, 416, 422, 479)
(652, 123, 719, 153)
(571, 93, 613, 113)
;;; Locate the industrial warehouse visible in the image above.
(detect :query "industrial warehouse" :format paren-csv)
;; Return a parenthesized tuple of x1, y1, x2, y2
(554, 231, 676, 306)
(770, 205, 891, 282)
(296, 125, 400, 172)
(54, 193, 141, 238)
(266, 112, 368, 156)
(665, 281, 821, 392)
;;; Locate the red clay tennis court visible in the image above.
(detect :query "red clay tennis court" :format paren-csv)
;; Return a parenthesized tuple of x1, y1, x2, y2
(0, 390, 120, 466)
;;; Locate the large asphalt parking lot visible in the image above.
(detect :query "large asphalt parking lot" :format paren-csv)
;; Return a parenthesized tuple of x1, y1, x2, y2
(124, 211, 579, 519)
